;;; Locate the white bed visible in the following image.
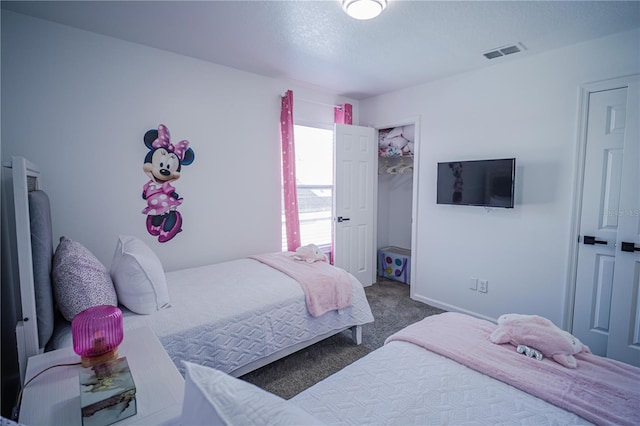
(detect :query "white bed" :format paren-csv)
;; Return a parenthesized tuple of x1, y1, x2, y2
(179, 341, 592, 426)
(290, 341, 589, 425)
(181, 312, 640, 426)
(4, 156, 373, 388)
(48, 257, 373, 377)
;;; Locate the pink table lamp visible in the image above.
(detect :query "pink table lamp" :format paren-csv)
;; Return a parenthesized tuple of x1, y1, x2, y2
(72, 305, 124, 367)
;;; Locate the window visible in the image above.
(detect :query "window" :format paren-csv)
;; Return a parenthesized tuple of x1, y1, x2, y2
(281, 125, 333, 251)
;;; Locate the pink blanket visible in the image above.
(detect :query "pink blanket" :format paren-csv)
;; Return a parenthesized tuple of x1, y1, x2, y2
(249, 252, 352, 317)
(385, 312, 640, 426)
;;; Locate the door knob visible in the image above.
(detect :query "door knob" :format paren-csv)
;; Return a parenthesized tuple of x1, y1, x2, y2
(337, 216, 351, 223)
(583, 236, 608, 245)
(621, 242, 640, 253)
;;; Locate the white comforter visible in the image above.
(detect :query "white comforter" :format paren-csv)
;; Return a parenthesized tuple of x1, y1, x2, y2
(291, 340, 591, 425)
(50, 258, 374, 376)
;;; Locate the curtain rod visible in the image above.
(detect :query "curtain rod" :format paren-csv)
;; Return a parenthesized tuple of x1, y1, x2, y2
(282, 92, 343, 110)
(298, 98, 342, 109)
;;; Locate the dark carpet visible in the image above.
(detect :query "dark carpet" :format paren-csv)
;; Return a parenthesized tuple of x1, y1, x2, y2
(240, 277, 446, 399)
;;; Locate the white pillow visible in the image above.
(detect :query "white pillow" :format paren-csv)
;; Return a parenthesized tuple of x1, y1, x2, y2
(386, 135, 408, 149)
(401, 125, 415, 142)
(181, 362, 323, 426)
(385, 126, 403, 139)
(110, 235, 170, 314)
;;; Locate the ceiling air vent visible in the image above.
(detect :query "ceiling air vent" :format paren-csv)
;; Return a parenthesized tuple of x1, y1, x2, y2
(483, 43, 526, 60)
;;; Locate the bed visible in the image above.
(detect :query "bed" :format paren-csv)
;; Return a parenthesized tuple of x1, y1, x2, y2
(180, 314, 640, 426)
(4, 156, 374, 386)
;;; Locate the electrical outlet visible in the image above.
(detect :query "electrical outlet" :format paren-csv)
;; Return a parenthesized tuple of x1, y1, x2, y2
(469, 278, 478, 291)
(478, 280, 488, 293)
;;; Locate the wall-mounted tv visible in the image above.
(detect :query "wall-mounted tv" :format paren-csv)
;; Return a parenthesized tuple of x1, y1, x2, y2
(436, 158, 516, 208)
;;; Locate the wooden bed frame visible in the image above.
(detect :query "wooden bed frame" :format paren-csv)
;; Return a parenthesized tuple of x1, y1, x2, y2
(4, 156, 364, 384)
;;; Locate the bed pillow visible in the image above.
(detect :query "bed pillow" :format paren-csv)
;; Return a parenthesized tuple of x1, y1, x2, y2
(385, 126, 403, 140)
(110, 235, 170, 314)
(401, 125, 415, 142)
(181, 362, 323, 426)
(386, 135, 409, 149)
(52, 236, 118, 322)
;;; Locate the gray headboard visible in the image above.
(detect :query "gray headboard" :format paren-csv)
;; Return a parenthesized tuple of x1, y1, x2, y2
(28, 190, 55, 348)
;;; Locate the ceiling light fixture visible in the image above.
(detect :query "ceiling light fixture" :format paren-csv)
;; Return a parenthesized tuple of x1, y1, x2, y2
(342, 0, 387, 20)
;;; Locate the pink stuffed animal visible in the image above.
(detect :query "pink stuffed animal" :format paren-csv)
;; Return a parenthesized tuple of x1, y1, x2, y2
(293, 244, 327, 263)
(490, 313, 590, 368)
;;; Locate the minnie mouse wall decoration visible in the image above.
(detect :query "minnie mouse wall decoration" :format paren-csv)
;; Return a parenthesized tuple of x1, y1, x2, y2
(142, 124, 195, 243)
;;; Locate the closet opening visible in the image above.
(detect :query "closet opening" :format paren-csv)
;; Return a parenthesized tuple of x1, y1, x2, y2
(376, 123, 416, 286)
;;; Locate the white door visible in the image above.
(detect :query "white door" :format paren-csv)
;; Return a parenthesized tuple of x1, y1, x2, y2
(333, 124, 376, 286)
(573, 87, 627, 355)
(572, 79, 640, 366)
(607, 80, 640, 366)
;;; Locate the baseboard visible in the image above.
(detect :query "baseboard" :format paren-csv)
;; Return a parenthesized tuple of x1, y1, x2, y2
(410, 294, 497, 324)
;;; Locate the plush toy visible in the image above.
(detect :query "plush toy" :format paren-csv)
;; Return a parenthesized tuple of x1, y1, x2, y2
(293, 244, 327, 263)
(142, 124, 195, 243)
(517, 344, 543, 361)
(378, 126, 414, 157)
(489, 313, 590, 368)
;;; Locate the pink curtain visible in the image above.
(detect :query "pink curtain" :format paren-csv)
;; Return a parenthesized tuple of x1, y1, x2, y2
(280, 90, 301, 251)
(334, 103, 353, 124)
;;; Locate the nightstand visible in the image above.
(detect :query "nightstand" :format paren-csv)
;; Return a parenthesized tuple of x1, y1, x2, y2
(19, 325, 184, 425)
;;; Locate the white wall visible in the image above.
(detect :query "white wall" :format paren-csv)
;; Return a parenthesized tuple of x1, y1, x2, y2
(361, 28, 640, 326)
(3, 10, 638, 327)
(1, 11, 358, 272)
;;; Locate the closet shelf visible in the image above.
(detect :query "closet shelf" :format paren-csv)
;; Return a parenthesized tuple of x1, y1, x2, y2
(378, 153, 414, 159)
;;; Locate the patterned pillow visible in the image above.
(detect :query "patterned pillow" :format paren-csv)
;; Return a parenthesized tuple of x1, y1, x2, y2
(52, 236, 117, 321)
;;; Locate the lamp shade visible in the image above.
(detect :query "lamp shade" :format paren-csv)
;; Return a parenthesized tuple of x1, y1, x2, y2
(342, 0, 387, 20)
(72, 305, 123, 366)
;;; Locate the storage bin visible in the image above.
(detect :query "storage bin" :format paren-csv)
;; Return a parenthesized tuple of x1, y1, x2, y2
(378, 246, 411, 284)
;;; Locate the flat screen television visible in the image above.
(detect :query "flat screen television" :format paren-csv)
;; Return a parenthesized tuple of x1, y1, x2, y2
(436, 158, 516, 208)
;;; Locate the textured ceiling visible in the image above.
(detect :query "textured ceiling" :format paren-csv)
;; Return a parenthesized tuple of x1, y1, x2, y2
(3, 1, 639, 100)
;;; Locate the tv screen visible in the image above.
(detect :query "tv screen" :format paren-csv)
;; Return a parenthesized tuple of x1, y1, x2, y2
(436, 158, 515, 208)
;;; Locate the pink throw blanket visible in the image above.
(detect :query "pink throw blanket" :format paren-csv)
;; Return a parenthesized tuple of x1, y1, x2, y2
(249, 252, 352, 317)
(385, 312, 640, 426)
